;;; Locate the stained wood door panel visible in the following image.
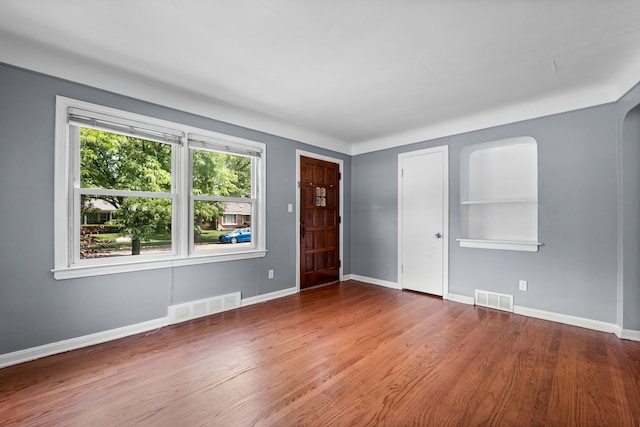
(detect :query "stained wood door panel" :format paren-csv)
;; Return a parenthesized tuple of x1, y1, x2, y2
(303, 251, 337, 271)
(300, 156, 340, 289)
(302, 210, 337, 228)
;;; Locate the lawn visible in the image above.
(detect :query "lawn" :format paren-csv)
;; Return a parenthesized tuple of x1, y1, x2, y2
(87, 229, 227, 250)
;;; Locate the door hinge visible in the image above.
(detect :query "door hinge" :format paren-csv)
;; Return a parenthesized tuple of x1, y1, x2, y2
(339, 260, 342, 268)
(339, 216, 342, 224)
(297, 181, 301, 188)
(401, 264, 403, 273)
(339, 172, 342, 180)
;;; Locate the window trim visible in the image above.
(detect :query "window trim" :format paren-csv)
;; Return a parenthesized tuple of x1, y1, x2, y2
(53, 96, 266, 280)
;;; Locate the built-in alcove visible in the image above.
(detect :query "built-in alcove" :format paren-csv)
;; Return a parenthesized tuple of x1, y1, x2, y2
(458, 136, 542, 252)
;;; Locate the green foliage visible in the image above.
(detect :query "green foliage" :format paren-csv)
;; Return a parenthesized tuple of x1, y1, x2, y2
(80, 128, 172, 196)
(192, 150, 251, 197)
(109, 197, 172, 241)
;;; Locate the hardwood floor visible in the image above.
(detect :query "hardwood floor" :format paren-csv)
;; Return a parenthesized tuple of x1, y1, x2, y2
(1, 280, 639, 426)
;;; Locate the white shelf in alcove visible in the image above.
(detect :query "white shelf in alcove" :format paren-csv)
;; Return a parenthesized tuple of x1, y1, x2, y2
(457, 238, 542, 252)
(460, 198, 537, 205)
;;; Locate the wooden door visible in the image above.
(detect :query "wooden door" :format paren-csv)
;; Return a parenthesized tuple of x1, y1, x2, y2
(399, 146, 448, 296)
(300, 156, 340, 289)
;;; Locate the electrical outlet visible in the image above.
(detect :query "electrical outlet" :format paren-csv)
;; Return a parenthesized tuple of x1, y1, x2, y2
(268, 269, 274, 279)
(519, 280, 528, 291)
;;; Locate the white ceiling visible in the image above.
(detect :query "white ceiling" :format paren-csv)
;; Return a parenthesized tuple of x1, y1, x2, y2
(2, 1, 640, 155)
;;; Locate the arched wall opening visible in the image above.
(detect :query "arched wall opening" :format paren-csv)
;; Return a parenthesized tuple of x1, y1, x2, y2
(621, 102, 640, 330)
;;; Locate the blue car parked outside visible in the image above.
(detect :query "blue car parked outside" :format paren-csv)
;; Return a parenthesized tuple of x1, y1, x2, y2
(218, 227, 251, 244)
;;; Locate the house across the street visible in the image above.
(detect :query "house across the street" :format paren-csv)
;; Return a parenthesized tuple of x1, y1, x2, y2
(217, 202, 251, 230)
(82, 199, 116, 225)
(84, 199, 250, 231)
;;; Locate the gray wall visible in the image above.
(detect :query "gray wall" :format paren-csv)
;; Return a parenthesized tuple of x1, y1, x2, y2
(2, 59, 639, 357)
(0, 64, 351, 354)
(351, 150, 400, 282)
(352, 104, 623, 324)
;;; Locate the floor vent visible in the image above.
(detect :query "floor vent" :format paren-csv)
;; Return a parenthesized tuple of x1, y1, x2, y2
(168, 292, 241, 324)
(475, 289, 514, 313)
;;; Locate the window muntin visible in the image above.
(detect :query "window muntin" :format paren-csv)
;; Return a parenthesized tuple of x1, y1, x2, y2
(54, 97, 266, 279)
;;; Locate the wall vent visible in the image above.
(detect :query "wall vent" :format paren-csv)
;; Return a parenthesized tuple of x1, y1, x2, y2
(168, 292, 241, 324)
(475, 289, 514, 313)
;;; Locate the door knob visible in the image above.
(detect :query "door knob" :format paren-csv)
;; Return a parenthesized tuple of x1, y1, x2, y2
(435, 232, 442, 238)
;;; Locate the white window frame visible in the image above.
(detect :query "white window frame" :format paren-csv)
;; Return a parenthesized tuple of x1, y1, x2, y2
(53, 96, 266, 279)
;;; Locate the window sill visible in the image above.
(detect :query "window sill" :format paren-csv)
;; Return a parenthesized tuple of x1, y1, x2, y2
(457, 239, 542, 252)
(52, 250, 267, 280)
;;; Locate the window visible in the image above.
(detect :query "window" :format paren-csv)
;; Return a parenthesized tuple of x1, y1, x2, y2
(53, 97, 266, 279)
(190, 139, 258, 252)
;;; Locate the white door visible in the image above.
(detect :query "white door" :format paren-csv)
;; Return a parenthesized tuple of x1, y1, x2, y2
(398, 146, 448, 296)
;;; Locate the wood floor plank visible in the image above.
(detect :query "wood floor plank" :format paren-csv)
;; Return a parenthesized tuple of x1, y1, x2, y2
(1, 280, 639, 426)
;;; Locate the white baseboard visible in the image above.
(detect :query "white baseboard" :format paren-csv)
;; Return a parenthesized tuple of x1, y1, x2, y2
(4, 285, 638, 371)
(241, 286, 298, 306)
(619, 328, 640, 341)
(445, 292, 475, 305)
(514, 305, 619, 334)
(439, 291, 638, 340)
(0, 317, 168, 369)
(0, 286, 299, 370)
(346, 274, 400, 290)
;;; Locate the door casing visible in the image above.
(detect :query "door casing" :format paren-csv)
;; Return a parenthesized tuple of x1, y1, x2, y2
(397, 145, 449, 297)
(296, 150, 344, 291)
